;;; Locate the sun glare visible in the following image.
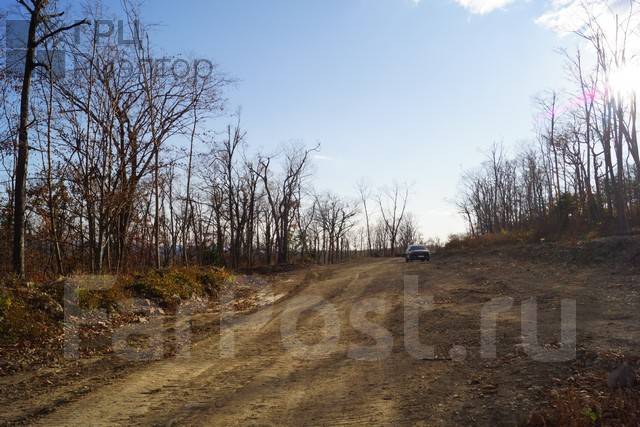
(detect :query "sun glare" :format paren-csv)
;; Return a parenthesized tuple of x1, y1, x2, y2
(609, 64, 640, 96)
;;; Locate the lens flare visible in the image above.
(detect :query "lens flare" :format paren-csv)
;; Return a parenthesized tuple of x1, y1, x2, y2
(609, 64, 640, 96)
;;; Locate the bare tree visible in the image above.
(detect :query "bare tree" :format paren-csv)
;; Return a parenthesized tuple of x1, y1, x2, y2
(256, 143, 318, 264)
(12, 0, 87, 277)
(356, 179, 373, 256)
(377, 182, 409, 255)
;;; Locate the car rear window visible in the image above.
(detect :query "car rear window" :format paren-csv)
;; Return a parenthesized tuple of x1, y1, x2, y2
(409, 246, 426, 251)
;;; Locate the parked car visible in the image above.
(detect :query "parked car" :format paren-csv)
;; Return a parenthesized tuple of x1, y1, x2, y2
(405, 245, 430, 262)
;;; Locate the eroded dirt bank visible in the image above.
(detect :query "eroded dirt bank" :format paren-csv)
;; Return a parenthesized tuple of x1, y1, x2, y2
(1, 250, 639, 426)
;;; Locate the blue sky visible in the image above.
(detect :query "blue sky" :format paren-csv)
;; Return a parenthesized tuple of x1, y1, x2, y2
(120, 1, 578, 238)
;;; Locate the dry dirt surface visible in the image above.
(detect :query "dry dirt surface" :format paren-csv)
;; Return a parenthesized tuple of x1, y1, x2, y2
(1, 250, 639, 426)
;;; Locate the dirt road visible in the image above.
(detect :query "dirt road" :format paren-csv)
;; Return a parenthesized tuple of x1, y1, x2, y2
(3, 251, 640, 426)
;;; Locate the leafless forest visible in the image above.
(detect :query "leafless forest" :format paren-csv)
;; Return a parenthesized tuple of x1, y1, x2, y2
(0, 1, 428, 279)
(457, 5, 640, 241)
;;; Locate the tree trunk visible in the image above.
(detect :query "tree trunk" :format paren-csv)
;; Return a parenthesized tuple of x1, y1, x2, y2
(154, 145, 161, 269)
(12, 10, 39, 278)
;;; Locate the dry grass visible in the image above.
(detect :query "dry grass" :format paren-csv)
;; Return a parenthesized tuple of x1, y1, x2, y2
(526, 387, 640, 426)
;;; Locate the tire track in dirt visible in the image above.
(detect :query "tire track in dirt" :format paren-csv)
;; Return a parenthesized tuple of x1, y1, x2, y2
(21, 254, 640, 426)
(32, 261, 387, 426)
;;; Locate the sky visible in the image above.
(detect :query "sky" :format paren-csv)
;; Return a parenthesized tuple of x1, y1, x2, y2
(6, 0, 595, 240)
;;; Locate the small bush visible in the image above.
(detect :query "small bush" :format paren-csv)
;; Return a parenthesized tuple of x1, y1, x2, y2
(128, 267, 230, 307)
(0, 289, 12, 334)
(77, 285, 127, 313)
(129, 269, 198, 304)
(197, 267, 229, 297)
(0, 277, 61, 344)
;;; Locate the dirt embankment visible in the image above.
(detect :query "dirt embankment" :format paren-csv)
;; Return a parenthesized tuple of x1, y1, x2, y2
(443, 235, 640, 269)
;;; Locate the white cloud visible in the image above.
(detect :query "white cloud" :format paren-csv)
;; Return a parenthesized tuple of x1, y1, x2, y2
(449, 0, 634, 35)
(536, 0, 633, 33)
(313, 154, 334, 161)
(452, 0, 518, 14)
